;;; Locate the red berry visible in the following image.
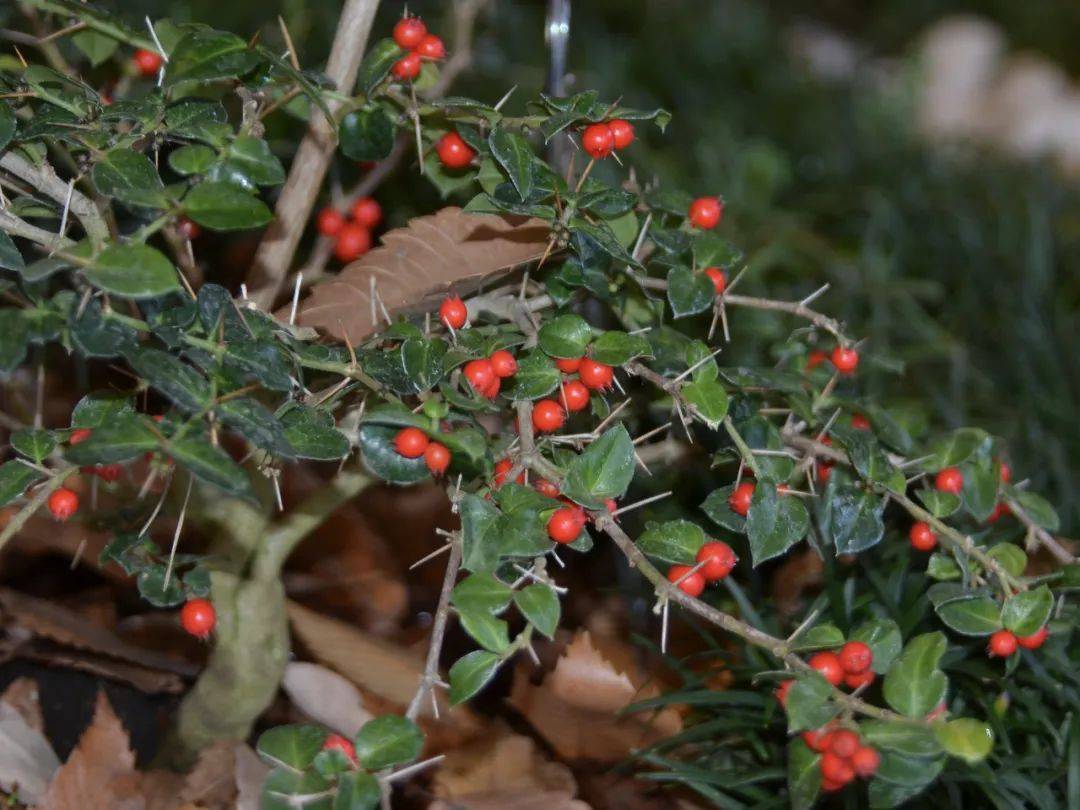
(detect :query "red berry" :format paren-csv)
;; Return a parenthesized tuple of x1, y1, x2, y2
(838, 641, 873, 675)
(463, 359, 496, 393)
(317, 207, 346, 237)
(561, 380, 590, 413)
(775, 680, 794, 707)
(604, 498, 618, 515)
(424, 442, 451, 475)
(133, 49, 163, 77)
(988, 502, 1011, 523)
(988, 629, 1018, 657)
(95, 464, 123, 483)
(547, 507, 584, 544)
(820, 752, 855, 785)
(728, 481, 755, 516)
(177, 217, 201, 240)
(802, 727, 830, 752)
(806, 350, 827, 370)
(935, 467, 963, 494)
(851, 413, 871, 430)
(415, 34, 446, 59)
(392, 52, 422, 80)
(535, 479, 560, 498)
(926, 701, 947, 721)
(489, 350, 518, 378)
(493, 458, 525, 488)
(581, 123, 615, 160)
(909, 521, 937, 551)
(695, 541, 736, 581)
(808, 651, 844, 687)
(393, 16, 427, 49)
(704, 267, 727, 295)
(322, 733, 356, 763)
(482, 375, 501, 400)
(821, 777, 846, 793)
(180, 598, 216, 639)
(831, 346, 859, 375)
(828, 729, 859, 758)
(70, 428, 92, 445)
(440, 296, 467, 330)
(435, 131, 476, 169)
(48, 488, 79, 521)
(1017, 626, 1048, 649)
(851, 746, 880, 778)
(844, 669, 876, 690)
(334, 223, 371, 262)
(350, 197, 382, 229)
(667, 565, 705, 598)
(608, 118, 635, 150)
(555, 356, 583, 373)
(394, 427, 429, 459)
(688, 196, 723, 229)
(578, 359, 614, 390)
(999, 461, 1012, 483)
(817, 461, 833, 483)
(532, 400, 565, 433)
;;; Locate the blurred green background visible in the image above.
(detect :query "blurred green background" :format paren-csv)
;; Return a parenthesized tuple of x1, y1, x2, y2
(10, 0, 1077, 530)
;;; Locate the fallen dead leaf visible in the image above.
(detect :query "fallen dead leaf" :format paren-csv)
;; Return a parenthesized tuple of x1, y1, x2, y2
(0, 700, 59, 804)
(432, 726, 576, 800)
(429, 790, 591, 810)
(233, 743, 269, 810)
(509, 630, 681, 762)
(293, 208, 550, 341)
(281, 662, 372, 737)
(1, 677, 44, 732)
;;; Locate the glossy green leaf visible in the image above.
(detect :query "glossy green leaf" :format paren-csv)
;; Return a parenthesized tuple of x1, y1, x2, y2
(184, 181, 273, 230)
(354, 715, 423, 771)
(359, 424, 427, 485)
(339, 107, 395, 162)
(789, 623, 845, 653)
(590, 331, 650, 366)
(256, 724, 327, 770)
(1000, 585, 1053, 636)
(168, 144, 217, 175)
(561, 425, 636, 509)
(666, 267, 715, 318)
(850, 618, 903, 674)
(449, 650, 501, 705)
(333, 771, 379, 810)
(504, 351, 560, 400)
(830, 487, 885, 554)
(861, 721, 943, 758)
(538, 314, 592, 359)
(514, 583, 560, 639)
(785, 672, 838, 733)
(0, 461, 45, 508)
(11, 429, 55, 463)
(458, 608, 511, 653)
(786, 739, 821, 810)
(355, 39, 402, 97)
(746, 485, 809, 566)
(488, 126, 534, 201)
(451, 573, 512, 614)
(168, 436, 253, 498)
(936, 596, 1002, 636)
(65, 416, 159, 464)
(92, 149, 167, 209)
(166, 29, 260, 86)
(936, 719, 994, 764)
(83, 244, 180, 298)
(883, 632, 948, 718)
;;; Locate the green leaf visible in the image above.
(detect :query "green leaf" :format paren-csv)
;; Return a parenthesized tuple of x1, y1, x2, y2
(926, 553, 962, 581)
(354, 715, 423, 771)
(785, 673, 838, 733)
(458, 608, 511, 653)
(986, 543, 1027, 577)
(166, 29, 260, 86)
(935, 719, 994, 764)
(538, 314, 592, 359)
(280, 406, 350, 460)
(168, 437, 252, 498)
(165, 99, 230, 145)
(356, 39, 402, 97)
(11, 429, 55, 463)
(184, 182, 273, 230)
(961, 462, 998, 522)
(700, 484, 745, 533)
(92, 149, 167, 209)
(72, 30, 119, 66)
(451, 573, 512, 614)
(936, 596, 1002, 636)
(136, 564, 186, 607)
(916, 489, 961, 518)
(1000, 585, 1053, 636)
(850, 618, 903, 673)
(0, 104, 16, 151)
(83, 244, 180, 298)
(333, 771, 379, 810)
(883, 632, 948, 718)
(561, 425, 635, 509)
(681, 378, 729, 426)
(514, 584, 560, 639)
(359, 424, 427, 485)
(0, 232, 23, 273)
(256, 724, 327, 770)
(925, 428, 989, 469)
(339, 107, 395, 162)
(590, 331, 650, 366)
(459, 493, 502, 572)
(488, 126, 534, 201)
(168, 144, 217, 175)
(830, 487, 885, 554)
(125, 348, 211, 412)
(505, 351, 560, 400)
(694, 232, 743, 269)
(1011, 489, 1060, 531)
(837, 429, 906, 494)
(789, 623, 845, 653)
(635, 520, 704, 565)
(786, 739, 821, 810)
(218, 398, 293, 457)
(400, 338, 447, 393)
(746, 485, 809, 566)
(449, 650, 501, 705)
(666, 267, 715, 318)
(861, 721, 943, 758)
(0, 461, 45, 508)
(65, 416, 159, 464)
(224, 136, 285, 186)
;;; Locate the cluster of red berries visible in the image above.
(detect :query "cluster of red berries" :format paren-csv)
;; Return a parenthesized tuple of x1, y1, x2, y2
(727, 479, 795, 517)
(390, 15, 446, 80)
(665, 541, 737, 597)
(804, 724, 880, 791)
(462, 350, 518, 400)
(392, 427, 451, 476)
(806, 346, 860, 375)
(180, 598, 216, 639)
(810, 641, 876, 690)
(688, 196, 723, 230)
(580, 119, 635, 160)
(317, 197, 383, 262)
(530, 356, 616, 435)
(133, 49, 163, 78)
(988, 626, 1048, 657)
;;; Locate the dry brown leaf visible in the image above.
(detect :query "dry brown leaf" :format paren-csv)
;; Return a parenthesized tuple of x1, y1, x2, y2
(509, 630, 681, 762)
(293, 208, 550, 341)
(38, 691, 142, 810)
(429, 790, 591, 810)
(233, 744, 269, 810)
(281, 662, 372, 737)
(176, 742, 238, 808)
(1, 677, 44, 732)
(0, 700, 59, 804)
